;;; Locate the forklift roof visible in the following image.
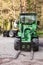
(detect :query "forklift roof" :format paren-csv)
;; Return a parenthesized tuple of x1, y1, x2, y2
(20, 13, 37, 16)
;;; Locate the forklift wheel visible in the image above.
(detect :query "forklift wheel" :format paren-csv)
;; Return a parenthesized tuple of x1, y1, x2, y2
(32, 38, 39, 51)
(3, 31, 9, 37)
(3, 32, 7, 37)
(9, 30, 14, 37)
(3, 33, 6, 37)
(33, 44, 39, 51)
(14, 38, 20, 50)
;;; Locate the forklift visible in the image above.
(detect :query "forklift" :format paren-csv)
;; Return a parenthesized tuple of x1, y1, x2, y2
(14, 13, 39, 51)
(3, 19, 18, 37)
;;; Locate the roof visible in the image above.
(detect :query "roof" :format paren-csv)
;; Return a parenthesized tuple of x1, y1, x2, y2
(20, 13, 37, 15)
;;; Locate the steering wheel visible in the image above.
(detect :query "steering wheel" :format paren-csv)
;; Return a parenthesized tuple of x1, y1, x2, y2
(28, 19, 35, 25)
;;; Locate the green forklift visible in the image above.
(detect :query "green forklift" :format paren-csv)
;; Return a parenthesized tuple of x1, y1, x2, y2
(14, 13, 39, 51)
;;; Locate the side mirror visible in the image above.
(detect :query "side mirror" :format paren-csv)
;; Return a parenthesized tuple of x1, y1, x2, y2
(37, 21, 40, 25)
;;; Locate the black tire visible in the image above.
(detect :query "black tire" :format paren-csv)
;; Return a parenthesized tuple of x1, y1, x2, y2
(6, 31, 9, 37)
(3, 33, 6, 37)
(3, 31, 9, 37)
(3, 32, 6, 37)
(33, 44, 39, 51)
(14, 38, 20, 50)
(32, 38, 39, 51)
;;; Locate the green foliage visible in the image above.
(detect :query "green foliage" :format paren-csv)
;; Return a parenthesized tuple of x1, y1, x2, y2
(26, 0, 33, 11)
(37, 30, 43, 35)
(4, 19, 8, 29)
(4, 19, 8, 24)
(27, 0, 30, 4)
(3, 0, 10, 2)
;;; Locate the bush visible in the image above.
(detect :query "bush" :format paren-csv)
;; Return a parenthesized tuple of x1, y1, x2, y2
(37, 30, 43, 35)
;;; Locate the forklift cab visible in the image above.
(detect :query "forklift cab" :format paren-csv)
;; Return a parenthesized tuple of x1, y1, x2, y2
(14, 13, 39, 51)
(20, 13, 36, 24)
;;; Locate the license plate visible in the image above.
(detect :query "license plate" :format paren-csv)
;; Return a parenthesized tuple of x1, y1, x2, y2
(20, 44, 31, 51)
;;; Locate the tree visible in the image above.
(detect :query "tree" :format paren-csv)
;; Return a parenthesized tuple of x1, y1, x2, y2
(4, 19, 8, 30)
(26, 0, 33, 12)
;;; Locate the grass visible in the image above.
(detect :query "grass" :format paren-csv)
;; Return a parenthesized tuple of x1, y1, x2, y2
(37, 30, 43, 35)
(37, 30, 43, 37)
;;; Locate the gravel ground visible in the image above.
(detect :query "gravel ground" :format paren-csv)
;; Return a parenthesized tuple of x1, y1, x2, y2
(0, 36, 43, 65)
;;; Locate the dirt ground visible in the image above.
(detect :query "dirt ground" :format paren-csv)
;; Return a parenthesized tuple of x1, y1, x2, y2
(0, 36, 43, 65)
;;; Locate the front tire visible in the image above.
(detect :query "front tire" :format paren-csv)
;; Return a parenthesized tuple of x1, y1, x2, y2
(33, 44, 39, 51)
(32, 38, 39, 51)
(9, 30, 14, 37)
(14, 38, 20, 50)
(3, 31, 9, 37)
